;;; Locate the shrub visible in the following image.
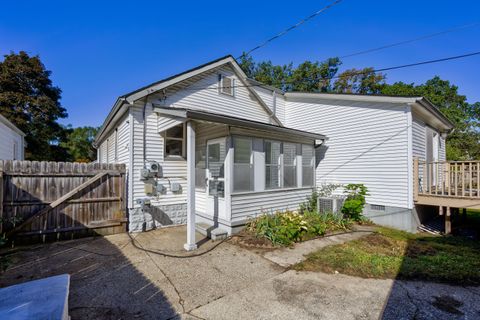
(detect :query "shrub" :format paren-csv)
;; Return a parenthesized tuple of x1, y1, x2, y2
(246, 210, 350, 246)
(341, 184, 368, 221)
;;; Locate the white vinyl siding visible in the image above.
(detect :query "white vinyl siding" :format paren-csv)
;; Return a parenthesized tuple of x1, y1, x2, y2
(152, 66, 272, 124)
(0, 119, 24, 160)
(97, 113, 129, 164)
(230, 188, 313, 223)
(285, 99, 409, 208)
(131, 104, 187, 209)
(252, 86, 286, 123)
(412, 117, 426, 161)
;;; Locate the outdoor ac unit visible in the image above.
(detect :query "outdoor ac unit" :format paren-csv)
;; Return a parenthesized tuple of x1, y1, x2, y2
(318, 197, 345, 217)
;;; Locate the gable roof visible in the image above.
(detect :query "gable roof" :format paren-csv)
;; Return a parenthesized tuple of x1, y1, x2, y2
(0, 113, 25, 136)
(95, 55, 281, 144)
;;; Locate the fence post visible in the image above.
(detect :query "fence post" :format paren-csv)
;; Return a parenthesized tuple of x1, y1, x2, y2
(413, 157, 419, 201)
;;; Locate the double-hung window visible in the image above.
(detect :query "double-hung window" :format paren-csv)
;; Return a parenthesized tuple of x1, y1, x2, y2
(233, 137, 254, 192)
(302, 144, 315, 186)
(283, 143, 297, 188)
(265, 140, 282, 189)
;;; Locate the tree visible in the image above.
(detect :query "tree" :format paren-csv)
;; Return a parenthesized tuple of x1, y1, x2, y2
(290, 58, 341, 92)
(0, 51, 68, 160)
(333, 67, 386, 94)
(382, 76, 480, 160)
(60, 126, 98, 162)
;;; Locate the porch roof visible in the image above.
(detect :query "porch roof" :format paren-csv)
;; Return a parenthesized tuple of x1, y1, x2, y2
(153, 105, 328, 141)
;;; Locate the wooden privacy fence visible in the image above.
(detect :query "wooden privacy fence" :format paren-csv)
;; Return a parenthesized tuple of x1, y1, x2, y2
(0, 160, 127, 243)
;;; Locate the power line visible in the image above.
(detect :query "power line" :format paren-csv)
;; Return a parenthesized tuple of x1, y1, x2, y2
(183, 50, 480, 92)
(238, 0, 343, 59)
(340, 22, 480, 59)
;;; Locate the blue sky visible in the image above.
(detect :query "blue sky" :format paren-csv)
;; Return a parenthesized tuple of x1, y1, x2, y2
(1, 0, 479, 127)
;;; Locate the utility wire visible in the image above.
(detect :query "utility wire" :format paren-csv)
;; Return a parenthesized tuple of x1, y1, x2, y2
(340, 22, 480, 59)
(238, 0, 343, 59)
(185, 50, 480, 92)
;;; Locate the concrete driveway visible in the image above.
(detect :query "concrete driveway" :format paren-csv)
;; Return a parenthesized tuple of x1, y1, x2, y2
(0, 226, 479, 320)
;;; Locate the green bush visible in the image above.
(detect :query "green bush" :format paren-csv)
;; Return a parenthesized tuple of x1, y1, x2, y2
(341, 184, 368, 221)
(246, 210, 350, 246)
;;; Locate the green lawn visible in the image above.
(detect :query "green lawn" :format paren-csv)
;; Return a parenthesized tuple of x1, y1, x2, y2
(294, 226, 480, 285)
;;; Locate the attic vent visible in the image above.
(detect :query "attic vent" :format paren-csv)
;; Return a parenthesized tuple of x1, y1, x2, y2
(370, 204, 386, 211)
(218, 74, 235, 96)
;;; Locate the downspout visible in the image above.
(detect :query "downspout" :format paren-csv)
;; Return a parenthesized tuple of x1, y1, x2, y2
(143, 97, 148, 165)
(406, 104, 414, 210)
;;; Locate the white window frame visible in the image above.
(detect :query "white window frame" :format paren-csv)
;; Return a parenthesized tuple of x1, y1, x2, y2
(218, 74, 235, 97)
(164, 123, 186, 160)
(232, 136, 254, 192)
(283, 142, 297, 188)
(301, 144, 315, 187)
(265, 139, 282, 190)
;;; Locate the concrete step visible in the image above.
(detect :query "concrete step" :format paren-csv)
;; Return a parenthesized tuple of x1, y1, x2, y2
(195, 222, 211, 237)
(195, 223, 228, 241)
(210, 227, 228, 241)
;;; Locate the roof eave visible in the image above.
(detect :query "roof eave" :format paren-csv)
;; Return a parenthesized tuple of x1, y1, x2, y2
(153, 105, 327, 141)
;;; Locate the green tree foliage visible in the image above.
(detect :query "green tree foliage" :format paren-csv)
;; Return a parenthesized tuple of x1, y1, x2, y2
(240, 54, 479, 160)
(60, 126, 98, 162)
(333, 67, 386, 94)
(382, 77, 480, 160)
(0, 51, 68, 160)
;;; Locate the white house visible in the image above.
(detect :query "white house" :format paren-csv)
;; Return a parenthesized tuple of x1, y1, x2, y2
(0, 113, 25, 160)
(259, 90, 454, 232)
(94, 55, 453, 249)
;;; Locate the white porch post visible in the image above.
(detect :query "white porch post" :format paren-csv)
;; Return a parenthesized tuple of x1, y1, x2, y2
(184, 121, 198, 251)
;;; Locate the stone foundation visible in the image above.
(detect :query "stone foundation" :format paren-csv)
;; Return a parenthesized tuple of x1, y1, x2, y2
(128, 203, 187, 232)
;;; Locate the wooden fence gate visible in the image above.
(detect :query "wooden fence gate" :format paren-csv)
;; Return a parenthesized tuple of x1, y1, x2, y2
(0, 160, 127, 244)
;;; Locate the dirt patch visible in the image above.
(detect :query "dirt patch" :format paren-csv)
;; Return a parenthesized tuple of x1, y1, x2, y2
(230, 233, 277, 252)
(431, 295, 464, 315)
(405, 242, 437, 258)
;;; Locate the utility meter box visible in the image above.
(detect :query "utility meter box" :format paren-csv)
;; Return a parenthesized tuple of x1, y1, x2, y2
(145, 161, 162, 178)
(170, 182, 181, 192)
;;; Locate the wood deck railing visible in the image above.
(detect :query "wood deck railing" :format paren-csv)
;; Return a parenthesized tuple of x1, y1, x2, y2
(413, 159, 480, 199)
(413, 158, 480, 234)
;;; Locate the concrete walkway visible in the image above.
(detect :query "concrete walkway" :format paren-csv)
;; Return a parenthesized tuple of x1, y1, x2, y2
(191, 270, 480, 320)
(1, 226, 479, 320)
(263, 231, 372, 267)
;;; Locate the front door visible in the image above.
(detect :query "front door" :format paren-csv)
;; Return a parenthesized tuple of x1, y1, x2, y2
(206, 138, 226, 219)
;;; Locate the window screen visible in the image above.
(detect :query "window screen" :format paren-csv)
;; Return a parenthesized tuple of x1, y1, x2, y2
(302, 144, 315, 187)
(219, 74, 234, 96)
(195, 145, 206, 189)
(165, 124, 184, 158)
(283, 143, 297, 188)
(233, 137, 253, 192)
(265, 140, 281, 189)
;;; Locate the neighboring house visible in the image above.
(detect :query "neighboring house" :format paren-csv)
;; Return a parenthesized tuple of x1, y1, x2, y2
(94, 55, 453, 249)
(0, 113, 25, 160)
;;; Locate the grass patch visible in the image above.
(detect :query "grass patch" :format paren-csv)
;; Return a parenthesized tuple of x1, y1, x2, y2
(294, 226, 480, 284)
